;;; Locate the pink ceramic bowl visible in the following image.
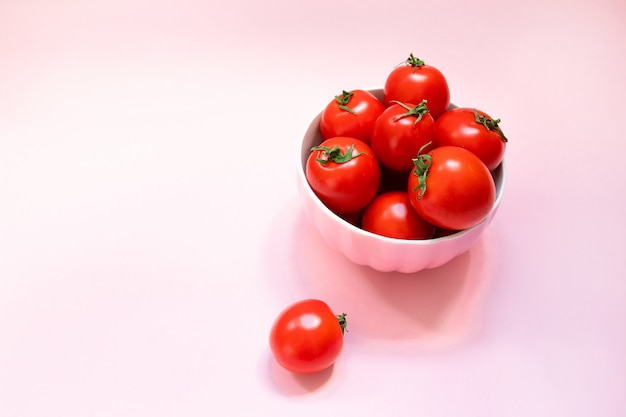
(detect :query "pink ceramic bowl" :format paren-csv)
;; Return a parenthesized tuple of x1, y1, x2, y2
(297, 89, 506, 273)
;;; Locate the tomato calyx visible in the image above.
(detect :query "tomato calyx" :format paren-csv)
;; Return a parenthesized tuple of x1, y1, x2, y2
(411, 142, 433, 199)
(311, 144, 363, 165)
(334, 90, 357, 114)
(473, 110, 508, 142)
(405, 53, 425, 72)
(336, 313, 348, 335)
(390, 100, 430, 124)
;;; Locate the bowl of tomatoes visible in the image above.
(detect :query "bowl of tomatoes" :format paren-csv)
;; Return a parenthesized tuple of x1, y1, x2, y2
(296, 55, 507, 273)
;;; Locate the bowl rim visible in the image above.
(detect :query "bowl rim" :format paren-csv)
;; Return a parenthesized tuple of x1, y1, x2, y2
(298, 89, 507, 246)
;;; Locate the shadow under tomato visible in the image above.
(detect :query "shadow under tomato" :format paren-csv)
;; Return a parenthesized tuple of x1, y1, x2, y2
(262, 198, 497, 351)
(265, 350, 337, 396)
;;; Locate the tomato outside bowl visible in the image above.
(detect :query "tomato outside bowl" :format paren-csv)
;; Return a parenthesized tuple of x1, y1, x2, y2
(297, 89, 506, 273)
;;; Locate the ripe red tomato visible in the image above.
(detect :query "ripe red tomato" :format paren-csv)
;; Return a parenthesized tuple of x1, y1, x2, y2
(433, 107, 508, 171)
(320, 89, 385, 145)
(408, 145, 496, 230)
(306, 136, 380, 214)
(362, 191, 436, 240)
(370, 100, 435, 171)
(269, 299, 347, 374)
(383, 53, 450, 120)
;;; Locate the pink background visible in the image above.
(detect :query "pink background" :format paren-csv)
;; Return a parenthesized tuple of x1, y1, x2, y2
(1, 0, 625, 415)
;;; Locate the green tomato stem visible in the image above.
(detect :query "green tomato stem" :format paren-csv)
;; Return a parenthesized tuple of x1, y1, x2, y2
(390, 100, 430, 124)
(334, 90, 356, 114)
(473, 110, 508, 142)
(336, 313, 348, 335)
(411, 142, 433, 199)
(405, 53, 425, 72)
(311, 144, 363, 165)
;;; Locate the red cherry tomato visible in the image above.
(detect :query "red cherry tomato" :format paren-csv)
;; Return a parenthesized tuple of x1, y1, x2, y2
(306, 136, 380, 214)
(362, 191, 436, 240)
(408, 145, 496, 230)
(383, 53, 450, 120)
(370, 100, 435, 171)
(320, 89, 386, 145)
(269, 299, 347, 374)
(433, 107, 508, 171)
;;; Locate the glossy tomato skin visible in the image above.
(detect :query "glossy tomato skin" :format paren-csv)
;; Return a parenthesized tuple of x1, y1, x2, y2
(362, 191, 436, 240)
(383, 56, 450, 120)
(320, 90, 385, 145)
(408, 146, 496, 231)
(269, 299, 344, 374)
(306, 136, 380, 214)
(433, 107, 507, 172)
(370, 102, 435, 171)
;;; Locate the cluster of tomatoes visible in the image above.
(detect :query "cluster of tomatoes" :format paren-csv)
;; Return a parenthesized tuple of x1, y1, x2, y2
(305, 53, 508, 239)
(269, 54, 509, 376)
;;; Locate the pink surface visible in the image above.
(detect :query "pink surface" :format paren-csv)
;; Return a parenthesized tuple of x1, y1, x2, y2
(1, 0, 625, 415)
